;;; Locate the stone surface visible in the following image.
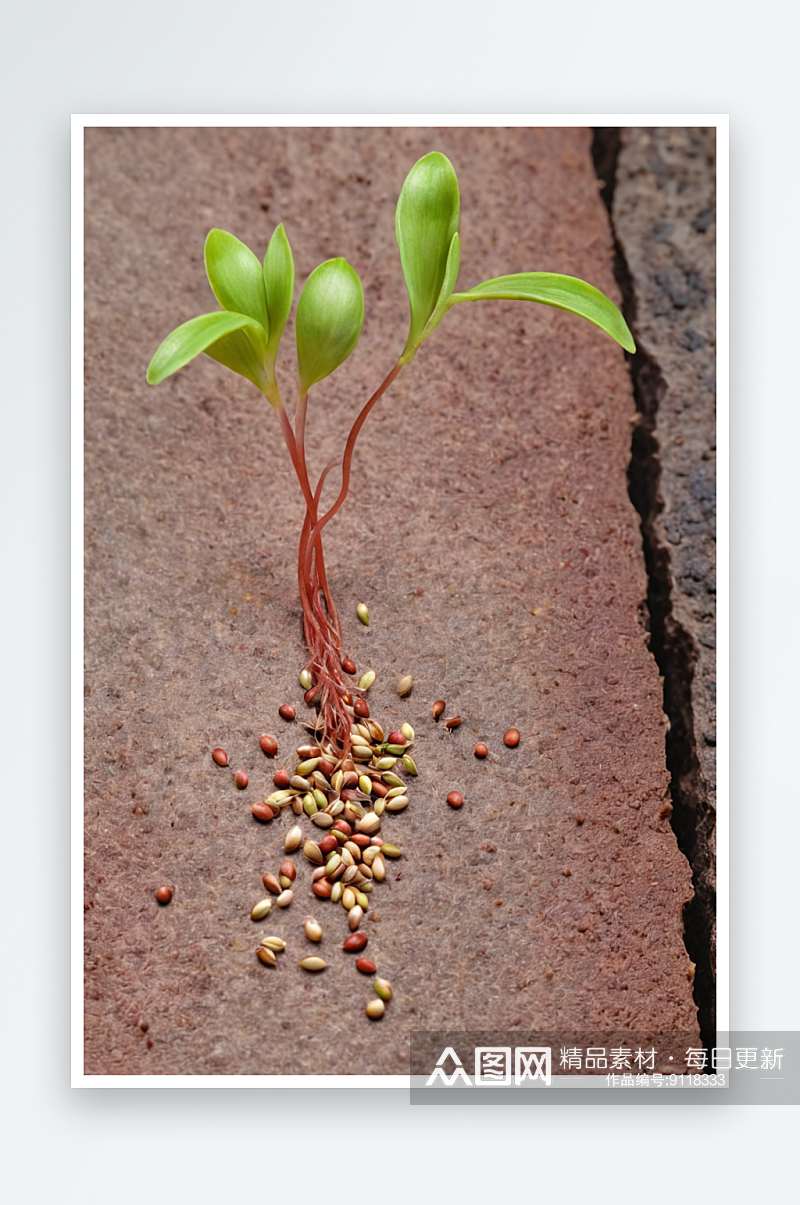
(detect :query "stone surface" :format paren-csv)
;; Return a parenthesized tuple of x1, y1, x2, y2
(83, 126, 698, 1075)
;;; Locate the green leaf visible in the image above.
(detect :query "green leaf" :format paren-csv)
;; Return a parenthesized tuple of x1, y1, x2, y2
(418, 232, 460, 344)
(263, 223, 295, 361)
(204, 229, 269, 331)
(146, 311, 268, 388)
(296, 258, 364, 391)
(395, 152, 460, 358)
(449, 272, 636, 353)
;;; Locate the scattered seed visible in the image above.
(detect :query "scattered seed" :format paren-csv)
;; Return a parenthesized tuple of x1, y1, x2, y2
(234, 770, 249, 789)
(373, 798, 385, 817)
(447, 791, 463, 808)
(304, 917, 323, 942)
(285, 826, 303, 852)
(372, 855, 386, 881)
(380, 844, 402, 858)
(348, 905, 364, 930)
(343, 932, 368, 952)
(503, 728, 521, 747)
(273, 769, 291, 789)
(252, 801, 277, 822)
(250, 899, 272, 921)
(359, 670, 376, 691)
(312, 879, 333, 899)
(155, 886, 172, 905)
(212, 747, 228, 767)
(385, 796, 408, 812)
(279, 875, 291, 889)
(402, 754, 418, 776)
(279, 859, 296, 882)
(356, 957, 376, 974)
(366, 999, 385, 1019)
(401, 723, 415, 742)
(342, 657, 357, 675)
(374, 977, 393, 1001)
(259, 734, 278, 756)
(276, 889, 293, 907)
(256, 946, 277, 966)
(291, 798, 303, 815)
(278, 703, 296, 721)
(260, 936, 286, 952)
(356, 602, 370, 626)
(299, 669, 313, 690)
(299, 957, 326, 971)
(445, 716, 461, 731)
(303, 840, 324, 866)
(397, 674, 414, 697)
(262, 873, 281, 895)
(432, 700, 445, 721)
(474, 743, 488, 759)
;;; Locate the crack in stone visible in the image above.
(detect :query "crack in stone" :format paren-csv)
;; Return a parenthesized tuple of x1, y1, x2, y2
(592, 128, 717, 1051)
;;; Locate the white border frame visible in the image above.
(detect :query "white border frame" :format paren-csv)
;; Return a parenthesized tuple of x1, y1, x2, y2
(73, 113, 728, 1087)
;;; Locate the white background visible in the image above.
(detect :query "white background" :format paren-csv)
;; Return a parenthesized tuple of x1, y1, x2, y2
(3, 1, 796, 1199)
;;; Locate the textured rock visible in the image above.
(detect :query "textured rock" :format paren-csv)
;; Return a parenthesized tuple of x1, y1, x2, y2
(84, 125, 698, 1074)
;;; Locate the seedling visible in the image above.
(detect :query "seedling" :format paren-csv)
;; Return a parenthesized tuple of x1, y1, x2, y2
(147, 152, 635, 755)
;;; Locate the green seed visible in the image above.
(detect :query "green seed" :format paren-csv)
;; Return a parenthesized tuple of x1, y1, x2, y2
(325, 854, 342, 877)
(397, 675, 413, 697)
(401, 723, 415, 742)
(313, 788, 328, 809)
(250, 899, 272, 920)
(299, 957, 326, 971)
(296, 757, 321, 776)
(359, 774, 373, 795)
(380, 844, 402, 858)
(366, 998, 385, 1019)
(356, 602, 370, 626)
(342, 887, 357, 911)
(374, 977, 393, 1001)
(373, 797, 385, 817)
(385, 744, 406, 756)
(303, 796, 319, 816)
(359, 670, 376, 691)
(376, 756, 397, 771)
(299, 669, 313, 690)
(382, 772, 404, 788)
(331, 881, 344, 903)
(385, 785, 406, 798)
(402, 754, 418, 776)
(355, 891, 369, 911)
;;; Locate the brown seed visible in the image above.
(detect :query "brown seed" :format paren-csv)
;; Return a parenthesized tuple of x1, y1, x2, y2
(366, 999, 385, 1019)
(446, 791, 463, 808)
(432, 700, 445, 721)
(445, 716, 461, 731)
(262, 873, 281, 895)
(343, 932, 368, 952)
(251, 801, 277, 822)
(273, 768, 290, 789)
(474, 743, 488, 759)
(303, 840, 324, 866)
(259, 734, 278, 756)
(318, 834, 338, 855)
(356, 957, 377, 973)
(278, 703, 296, 721)
(212, 747, 228, 766)
(234, 770, 249, 789)
(333, 819, 352, 837)
(397, 674, 414, 697)
(256, 946, 276, 966)
(353, 698, 370, 719)
(279, 859, 296, 882)
(503, 728, 521, 748)
(342, 657, 357, 675)
(155, 886, 172, 905)
(312, 879, 333, 899)
(304, 686, 320, 706)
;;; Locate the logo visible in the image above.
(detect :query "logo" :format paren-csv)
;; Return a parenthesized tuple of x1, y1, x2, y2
(425, 1046, 552, 1087)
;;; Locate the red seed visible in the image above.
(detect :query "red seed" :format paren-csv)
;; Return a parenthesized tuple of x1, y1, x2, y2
(259, 734, 278, 756)
(503, 728, 521, 748)
(353, 698, 370, 719)
(273, 768, 290, 789)
(278, 703, 296, 721)
(319, 758, 335, 778)
(333, 819, 352, 836)
(234, 770, 249, 789)
(370, 836, 384, 847)
(262, 873, 281, 895)
(280, 859, 296, 882)
(212, 747, 228, 767)
(356, 958, 377, 974)
(251, 801, 277, 822)
(371, 780, 389, 797)
(318, 834, 338, 854)
(432, 700, 445, 721)
(305, 686, 320, 706)
(155, 886, 172, 904)
(386, 731, 406, 746)
(474, 743, 488, 759)
(447, 791, 463, 808)
(343, 932, 368, 952)
(312, 879, 333, 899)
(350, 833, 371, 847)
(342, 658, 357, 675)
(445, 716, 461, 731)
